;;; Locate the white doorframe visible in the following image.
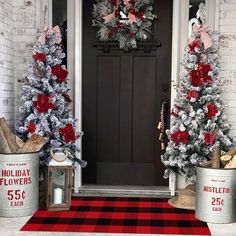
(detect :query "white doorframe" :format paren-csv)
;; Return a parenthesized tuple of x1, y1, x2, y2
(74, 0, 83, 193)
(48, 0, 219, 194)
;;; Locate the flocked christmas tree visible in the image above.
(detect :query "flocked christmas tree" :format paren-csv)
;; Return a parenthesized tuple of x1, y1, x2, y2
(18, 26, 86, 168)
(161, 4, 235, 183)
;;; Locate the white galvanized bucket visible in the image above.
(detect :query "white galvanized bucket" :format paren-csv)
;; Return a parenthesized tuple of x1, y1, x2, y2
(196, 166, 236, 224)
(0, 152, 39, 217)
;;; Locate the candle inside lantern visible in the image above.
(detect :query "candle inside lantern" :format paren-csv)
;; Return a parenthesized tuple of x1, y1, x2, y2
(53, 187, 63, 204)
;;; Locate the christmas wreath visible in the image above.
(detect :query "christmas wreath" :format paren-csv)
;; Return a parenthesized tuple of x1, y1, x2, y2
(92, 0, 157, 50)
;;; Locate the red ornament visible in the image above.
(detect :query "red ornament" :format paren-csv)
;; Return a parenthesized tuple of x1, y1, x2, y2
(108, 27, 117, 38)
(130, 8, 135, 14)
(189, 63, 212, 87)
(51, 65, 68, 83)
(189, 41, 201, 52)
(171, 130, 189, 145)
(110, 0, 117, 6)
(115, 9, 120, 17)
(135, 12, 144, 19)
(27, 123, 36, 133)
(204, 132, 216, 145)
(59, 124, 77, 143)
(186, 90, 199, 99)
(33, 53, 46, 62)
(33, 94, 55, 113)
(207, 103, 218, 119)
(118, 23, 125, 28)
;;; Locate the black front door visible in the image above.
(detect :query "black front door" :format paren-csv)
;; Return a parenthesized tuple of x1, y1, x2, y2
(82, 0, 172, 186)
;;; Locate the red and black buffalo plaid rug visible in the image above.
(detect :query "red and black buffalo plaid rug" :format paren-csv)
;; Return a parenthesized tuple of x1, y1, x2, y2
(21, 196, 211, 235)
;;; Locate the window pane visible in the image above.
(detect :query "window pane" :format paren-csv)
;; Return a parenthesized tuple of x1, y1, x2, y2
(189, 0, 205, 36)
(52, 0, 67, 65)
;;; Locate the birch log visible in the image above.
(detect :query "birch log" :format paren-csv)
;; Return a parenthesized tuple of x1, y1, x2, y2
(0, 127, 11, 153)
(17, 134, 46, 153)
(0, 118, 19, 152)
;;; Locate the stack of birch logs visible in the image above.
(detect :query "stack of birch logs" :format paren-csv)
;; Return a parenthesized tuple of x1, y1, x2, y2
(0, 117, 46, 154)
(200, 146, 236, 169)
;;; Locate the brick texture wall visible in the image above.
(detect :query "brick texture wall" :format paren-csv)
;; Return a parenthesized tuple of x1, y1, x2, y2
(0, 0, 15, 127)
(0, 0, 46, 128)
(219, 0, 236, 136)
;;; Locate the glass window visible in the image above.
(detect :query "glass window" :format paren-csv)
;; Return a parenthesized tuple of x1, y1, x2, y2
(52, 0, 67, 65)
(189, 0, 205, 36)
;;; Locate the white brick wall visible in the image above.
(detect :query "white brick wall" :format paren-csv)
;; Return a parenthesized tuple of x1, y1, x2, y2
(219, 0, 236, 136)
(0, 0, 14, 127)
(0, 0, 46, 128)
(13, 0, 38, 126)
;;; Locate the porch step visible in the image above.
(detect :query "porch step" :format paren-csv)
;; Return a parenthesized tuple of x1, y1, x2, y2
(76, 185, 171, 198)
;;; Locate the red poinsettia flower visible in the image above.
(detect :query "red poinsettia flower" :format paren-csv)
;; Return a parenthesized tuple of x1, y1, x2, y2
(207, 103, 218, 119)
(27, 123, 36, 133)
(59, 124, 77, 143)
(33, 94, 55, 113)
(204, 132, 216, 145)
(51, 65, 68, 83)
(33, 52, 46, 62)
(171, 130, 189, 145)
(189, 41, 201, 52)
(189, 64, 212, 87)
(186, 90, 199, 99)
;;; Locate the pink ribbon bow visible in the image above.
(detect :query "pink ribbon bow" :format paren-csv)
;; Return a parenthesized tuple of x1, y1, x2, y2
(38, 25, 62, 45)
(189, 24, 212, 50)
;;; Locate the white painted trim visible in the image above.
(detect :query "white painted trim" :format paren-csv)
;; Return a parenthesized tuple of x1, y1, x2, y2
(67, 0, 75, 100)
(48, 0, 53, 28)
(74, 0, 83, 193)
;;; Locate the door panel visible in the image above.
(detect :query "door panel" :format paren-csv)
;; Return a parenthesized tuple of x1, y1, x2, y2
(82, 0, 173, 186)
(133, 57, 156, 163)
(97, 57, 120, 163)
